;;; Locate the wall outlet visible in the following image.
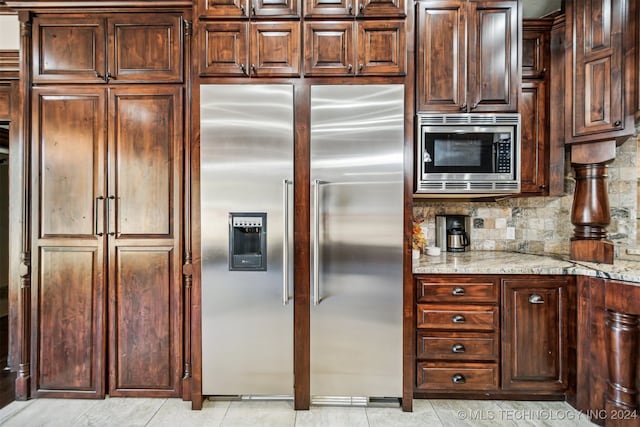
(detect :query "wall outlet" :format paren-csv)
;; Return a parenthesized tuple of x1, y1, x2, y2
(506, 227, 515, 240)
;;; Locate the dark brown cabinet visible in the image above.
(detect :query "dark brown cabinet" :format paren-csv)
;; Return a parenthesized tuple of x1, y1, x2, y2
(564, 0, 635, 144)
(32, 14, 184, 83)
(416, 0, 519, 113)
(414, 276, 500, 393)
(30, 86, 183, 398)
(303, 20, 405, 76)
(304, 0, 405, 17)
(201, 0, 299, 18)
(519, 81, 547, 194)
(413, 274, 572, 398)
(200, 21, 300, 76)
(501, 277, 569, 392)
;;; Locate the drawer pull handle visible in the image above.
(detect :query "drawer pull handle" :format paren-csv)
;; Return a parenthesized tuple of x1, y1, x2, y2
(529, 294, 544, 304)
(452, 314, 466, 324)
(451, 343, 465, 353)
(451, 374, 466, 384)
(451, 287, 465, 296)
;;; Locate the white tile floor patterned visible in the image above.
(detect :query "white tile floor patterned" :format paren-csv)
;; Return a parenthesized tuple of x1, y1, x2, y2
(0, 397, 598, 427)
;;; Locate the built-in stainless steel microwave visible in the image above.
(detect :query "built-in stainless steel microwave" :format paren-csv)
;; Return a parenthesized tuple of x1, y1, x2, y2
(416, 113, 521, 195)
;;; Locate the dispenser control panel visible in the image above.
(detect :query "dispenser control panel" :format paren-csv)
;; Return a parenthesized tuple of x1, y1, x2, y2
(229, 212, 267, 271)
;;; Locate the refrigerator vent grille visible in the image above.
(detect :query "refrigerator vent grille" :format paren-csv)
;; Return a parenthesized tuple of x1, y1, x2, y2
(418, 113, 520, 126)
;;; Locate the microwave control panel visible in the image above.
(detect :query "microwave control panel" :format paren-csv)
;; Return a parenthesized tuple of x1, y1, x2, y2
(496, 136, 512, 173)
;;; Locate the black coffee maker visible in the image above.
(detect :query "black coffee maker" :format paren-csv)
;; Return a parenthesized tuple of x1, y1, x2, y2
(435, 215, 471, 252)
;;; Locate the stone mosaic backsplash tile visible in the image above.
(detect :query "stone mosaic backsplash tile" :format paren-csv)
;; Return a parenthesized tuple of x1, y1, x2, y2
(414, 135, 638, 259)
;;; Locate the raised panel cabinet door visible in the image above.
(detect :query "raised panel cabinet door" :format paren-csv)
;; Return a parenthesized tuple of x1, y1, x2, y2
(30, 87, 107, 397)
(304, 0, 353, 17)
(107, 86, 183, 396)
(358, 0, 405, 17)
(108, 14, 183, 83)
(522, 29, 546, 78)
(200, 0, 249, 17)
(200, 22, 249, 76)
(356, 20, 405, 75)
(468, 1, 519, 112)
(569, 0, 624, 137)
(303, 21, 354, 75)
(501, 277, 568, 391)
(519, 81, 548, 195)
(250, 22, 300, 77)
(32, 16, 106, 83)
(416, 1, 467, 112)
(252, 0, 299, 17)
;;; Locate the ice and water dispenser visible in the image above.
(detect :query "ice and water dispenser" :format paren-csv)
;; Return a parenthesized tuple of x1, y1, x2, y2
(229, 212, 267, 271)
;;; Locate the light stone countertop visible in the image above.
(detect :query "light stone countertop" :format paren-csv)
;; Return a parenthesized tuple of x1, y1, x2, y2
(413, 250, 640, 284)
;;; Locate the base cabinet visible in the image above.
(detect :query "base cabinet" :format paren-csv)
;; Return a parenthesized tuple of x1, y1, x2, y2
(501, 277, 569, 392)
(414, 274, 572, 398)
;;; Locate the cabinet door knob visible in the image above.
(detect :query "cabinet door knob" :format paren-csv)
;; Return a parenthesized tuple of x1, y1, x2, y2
(459, 103, 467, 111)
(347, 64, 353, 72)
(452, 314, 465, 323)
(359, 3, 364, 13)
(451, 343, 465, 353)
(240, 5, 245, 15)
(95, 72, 105, 80)
(529, 294, 544, 304)
(451, 374, 466, 384)
(240, 64, 247, 75)
(614, 120, 622, 127)
(348, 4, 353, 14)
(251, 64, 257, 74)
(451, 287, 465, 296)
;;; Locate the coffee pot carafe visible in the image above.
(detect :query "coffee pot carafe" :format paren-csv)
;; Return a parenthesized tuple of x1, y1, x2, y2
(447, 226, 469, 252)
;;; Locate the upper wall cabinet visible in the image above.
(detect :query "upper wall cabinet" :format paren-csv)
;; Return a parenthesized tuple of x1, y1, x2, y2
(32, 14, 184, 84)
(564, 0, 636, 144)
(304, 0, 405, 18)
(200, 0, 299, 18)
(303, 20, 405, 76)
(416, 0, 519, 113)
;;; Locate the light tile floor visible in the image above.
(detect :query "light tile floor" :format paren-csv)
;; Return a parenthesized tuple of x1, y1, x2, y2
(0, 397, 599, 426)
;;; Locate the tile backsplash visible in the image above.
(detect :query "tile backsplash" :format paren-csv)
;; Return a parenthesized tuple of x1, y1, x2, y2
(413, 135, 638, 258)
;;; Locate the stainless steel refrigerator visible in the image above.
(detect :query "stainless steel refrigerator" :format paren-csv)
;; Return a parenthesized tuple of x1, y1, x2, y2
(200, 84, 403, 401)
(201, 84, 294, 396)
(309, 85, 403, 403)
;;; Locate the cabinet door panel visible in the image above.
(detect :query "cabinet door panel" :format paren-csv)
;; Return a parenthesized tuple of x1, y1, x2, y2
(200, 22, 249, 76)
(111, 247, 177, 392)
(522, 30, 546, 78)
(253, 0, 299, 17)
(416, 1, 466, 112)
(520, 81, 547, 194)
(303, 21, 354, 75)
(356, 20, 405, 75)
(567, 0, 625, 140)
(109, 15, 183, 83)
(468, 1, 518, 112)
(36, 248, 105, 394)
(33, 17, 106, 83)
(358, 0, 405, 17)
(31, 87, 106, 398)
(200, 0, 249, 18)
(502, 278, 568, 391)
(108, 86, 182, 396)
(34, 93, 105, 238)
(250, 22, 300, 76)
(110, 91, 177, 238)
(304, 0, 352, 17)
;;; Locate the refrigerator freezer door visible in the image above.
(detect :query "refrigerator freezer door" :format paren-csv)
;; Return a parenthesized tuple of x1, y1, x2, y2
(201, 85, 294, 395)
(310, 85, 404, 399)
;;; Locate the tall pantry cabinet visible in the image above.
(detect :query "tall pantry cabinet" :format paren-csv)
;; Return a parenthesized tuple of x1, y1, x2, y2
(19, 11, 188, 399)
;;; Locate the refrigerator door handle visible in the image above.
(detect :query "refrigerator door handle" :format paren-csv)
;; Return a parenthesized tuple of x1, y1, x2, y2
(312, 179, 322, 306)
(283, 179, 291, 305)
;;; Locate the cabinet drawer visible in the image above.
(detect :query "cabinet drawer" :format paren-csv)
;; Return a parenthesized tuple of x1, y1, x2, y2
(417, 304, 498, 331)
(416, 278, 498, 303)
(417, 332, 498, 360)
(416, 362, 499, 391)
